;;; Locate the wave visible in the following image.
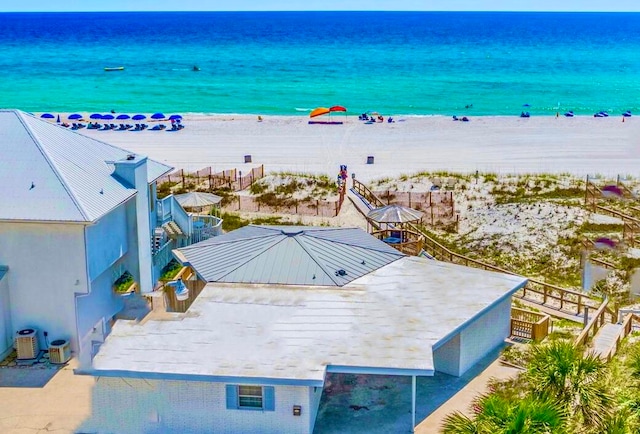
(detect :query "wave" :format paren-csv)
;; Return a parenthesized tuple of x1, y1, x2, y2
(294, 107, 312, 112)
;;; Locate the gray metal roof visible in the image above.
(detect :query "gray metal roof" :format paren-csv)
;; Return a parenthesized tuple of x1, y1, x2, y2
(0, 110, 172, 222)
(175, 225, 406, 286)
(367, 204, 424, 223)
(173, 191, 222, 208)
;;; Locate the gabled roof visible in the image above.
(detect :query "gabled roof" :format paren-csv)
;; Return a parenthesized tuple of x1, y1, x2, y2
(0, 110, 172, 222)
(175, 225, 406, 286)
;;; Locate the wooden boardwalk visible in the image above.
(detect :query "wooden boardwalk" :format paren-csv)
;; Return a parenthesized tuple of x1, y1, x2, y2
(591, 323, 625, 359)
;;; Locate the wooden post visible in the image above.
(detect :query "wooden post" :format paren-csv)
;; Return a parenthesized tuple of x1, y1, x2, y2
(316, 200, 319, 216)
(583, 306, 589, 328)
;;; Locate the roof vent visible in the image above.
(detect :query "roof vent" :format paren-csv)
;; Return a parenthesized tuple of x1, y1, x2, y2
(335, 269, 347, 277)
(126, 154, 136, 161)
(281, 229, 303, 237)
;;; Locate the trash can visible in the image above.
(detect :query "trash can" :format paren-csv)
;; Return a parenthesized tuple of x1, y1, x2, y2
(366, 156, 374, 164)
(244, 155, 252, 163)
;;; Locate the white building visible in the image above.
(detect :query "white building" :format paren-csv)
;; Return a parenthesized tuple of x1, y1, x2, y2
(85, 225, 526, 434)
(0, 110, 221, 367)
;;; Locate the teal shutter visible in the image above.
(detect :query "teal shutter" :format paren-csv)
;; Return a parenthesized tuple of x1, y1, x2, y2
(226, 385, 237, 409)
(263, 386, 275, 411)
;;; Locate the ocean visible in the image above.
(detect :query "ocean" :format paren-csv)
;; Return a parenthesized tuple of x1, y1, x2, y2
(1, 11, 639, 116)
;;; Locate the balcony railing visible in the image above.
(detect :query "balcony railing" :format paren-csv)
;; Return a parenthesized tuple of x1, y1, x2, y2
(156, 195, 223, 245)
(191, 215, 223, 244)
(371, 228, 424, 256)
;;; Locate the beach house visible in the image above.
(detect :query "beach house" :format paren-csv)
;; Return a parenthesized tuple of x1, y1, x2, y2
(85, 225, 526, 434)
(0, 110, 221, 367)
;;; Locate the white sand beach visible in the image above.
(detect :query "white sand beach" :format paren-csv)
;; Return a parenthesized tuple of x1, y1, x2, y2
(73, 114, 640, 181)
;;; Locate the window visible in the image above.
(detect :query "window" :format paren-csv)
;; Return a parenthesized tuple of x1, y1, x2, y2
(226, 385, 275, 411)
(238, 385, 263, 408)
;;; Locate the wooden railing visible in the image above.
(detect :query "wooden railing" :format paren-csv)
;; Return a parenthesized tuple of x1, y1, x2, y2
(598, 313, 640, 361)
(371, 228, 424, 256)
(574, 298, 617, 347)
(510, 308, 550, 341)
(352, 178, 602, 317)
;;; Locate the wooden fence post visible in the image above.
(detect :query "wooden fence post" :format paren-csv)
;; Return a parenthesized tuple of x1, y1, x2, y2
(316, 200, 319, 216)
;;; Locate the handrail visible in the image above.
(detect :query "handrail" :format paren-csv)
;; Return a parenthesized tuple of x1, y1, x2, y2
(574, 297, 610, 347)
(599, 313, 640, 361)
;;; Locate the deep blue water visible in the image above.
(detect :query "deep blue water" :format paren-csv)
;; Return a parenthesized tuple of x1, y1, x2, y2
(0, 11, 639, 115)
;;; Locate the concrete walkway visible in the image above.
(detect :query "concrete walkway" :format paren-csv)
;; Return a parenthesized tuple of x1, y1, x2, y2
(0, 359, 93, 434)
(414, 358, 522, 433)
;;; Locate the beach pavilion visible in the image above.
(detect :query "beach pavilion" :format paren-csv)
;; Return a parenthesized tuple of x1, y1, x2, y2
(84, 225, 526, 434)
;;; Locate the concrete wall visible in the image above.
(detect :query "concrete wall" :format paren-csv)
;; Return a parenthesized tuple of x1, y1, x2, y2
(85, 204, 128, 281)
(433, 333, 461, 377)
(0, 222, 88, 353)
(308, 384, 324, 432)
(459, 297, 511, 375)
(433, 296, 511, 377)
(82, 377, 314, 434)
(0, 268, 11, 359)
(76, 266, 124, 368)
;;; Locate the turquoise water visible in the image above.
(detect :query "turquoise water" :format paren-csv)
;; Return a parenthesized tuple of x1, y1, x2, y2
(1, 11, 639, 116)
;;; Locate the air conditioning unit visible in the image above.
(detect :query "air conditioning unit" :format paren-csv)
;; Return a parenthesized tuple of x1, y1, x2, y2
(49, 339, 71, 364)
(15, 328, 39, 360)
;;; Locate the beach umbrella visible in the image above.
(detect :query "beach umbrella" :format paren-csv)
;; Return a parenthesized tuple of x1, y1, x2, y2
(40, 113, 55, 119)
(132, 114, 146, 120)
(68, 113, 83, 120)
(330, 105, 347, 112)
(90, 113, 103, 119)
(102, 114, 115, 120)
(168, 114, 183, 120)
(367, 204, 424, 224)
(116, 114, 130, 120)
(310, 107, 330, 118)
(151, 112, 165, 119)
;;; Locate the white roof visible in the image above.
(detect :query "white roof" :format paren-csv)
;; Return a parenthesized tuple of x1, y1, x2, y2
(92, 256, 526, 384)
(0, 110, 172, 222)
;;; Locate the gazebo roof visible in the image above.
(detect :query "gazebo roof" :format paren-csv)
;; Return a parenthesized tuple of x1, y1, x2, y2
(173, 191, 222, 208)
(367, 204, 424, 223)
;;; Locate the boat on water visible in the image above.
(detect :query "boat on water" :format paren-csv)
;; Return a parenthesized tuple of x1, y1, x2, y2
(104, 66, 124, 72)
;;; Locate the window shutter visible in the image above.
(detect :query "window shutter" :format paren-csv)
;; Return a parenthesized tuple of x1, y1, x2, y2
(263, 386, 275, 411)
(226, 385, 238, 409)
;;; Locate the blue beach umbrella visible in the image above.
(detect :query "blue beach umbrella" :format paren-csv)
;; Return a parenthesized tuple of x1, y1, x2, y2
(90, 113, 103, 119)
(102, 114, 115, 120)
(116, 114, 130, 120)
(132, 114, 146, 120)
(151, 112, 165, 119)
(168, 114, 182, 120)
(68, 113, 83, 120)
(41, 113, 55, 119)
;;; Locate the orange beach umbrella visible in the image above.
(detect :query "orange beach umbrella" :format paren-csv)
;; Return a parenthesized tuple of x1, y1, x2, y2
(310, 107, 331, 118)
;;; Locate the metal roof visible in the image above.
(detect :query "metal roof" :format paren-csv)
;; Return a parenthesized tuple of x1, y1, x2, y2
(173, 191, 222, 208)
(0, 110, 172, 222)
(367, 204, 424, 223)
(92, 256, 527, 383)
(175, 225, 406, 286)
